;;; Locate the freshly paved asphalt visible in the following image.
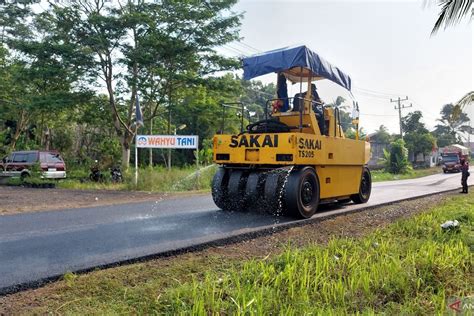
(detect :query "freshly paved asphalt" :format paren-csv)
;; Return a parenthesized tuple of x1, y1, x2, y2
(0, 169, 472, 292)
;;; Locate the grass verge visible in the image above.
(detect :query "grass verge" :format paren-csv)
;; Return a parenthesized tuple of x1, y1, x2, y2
(371, 167, 441, 182)
(58, 165, 217, 192)
(3, 193, 472, 314)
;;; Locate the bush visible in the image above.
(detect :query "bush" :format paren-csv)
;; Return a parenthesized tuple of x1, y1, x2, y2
(126, 164, 217, 192)
(6, 177, 23, 186)
(383, 139, 411, 174)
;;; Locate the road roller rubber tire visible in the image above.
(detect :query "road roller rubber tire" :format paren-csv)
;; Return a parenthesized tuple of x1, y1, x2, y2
(351, 167, 372, 204)
(264, 172, 282, 214)
(226, 170, 248, 211)
(284, 167, 320, 219)
(244, 172, 261, 211)
(211, 167, 229, 210)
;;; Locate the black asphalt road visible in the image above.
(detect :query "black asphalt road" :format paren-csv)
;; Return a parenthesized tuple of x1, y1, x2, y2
(0, 170, 472, 293)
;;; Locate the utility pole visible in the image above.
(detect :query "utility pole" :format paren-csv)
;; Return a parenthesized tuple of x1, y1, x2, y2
(167, 87, 172, 171)
(149, 117, 153, 168)
(390, 96, 411, 139)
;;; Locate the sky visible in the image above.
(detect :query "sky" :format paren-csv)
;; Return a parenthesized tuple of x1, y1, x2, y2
(221, 0, 473, 134)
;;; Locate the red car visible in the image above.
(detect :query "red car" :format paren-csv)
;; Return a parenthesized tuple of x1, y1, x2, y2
(0, 150, 67, 179)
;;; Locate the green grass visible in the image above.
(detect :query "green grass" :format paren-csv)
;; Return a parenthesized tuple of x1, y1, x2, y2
(58, 165, 217, 192)
(15, 193, 474, 315)
(371, 167, 441, 182)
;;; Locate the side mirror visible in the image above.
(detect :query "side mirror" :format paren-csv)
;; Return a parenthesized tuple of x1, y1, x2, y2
(2, 157, 7, 163)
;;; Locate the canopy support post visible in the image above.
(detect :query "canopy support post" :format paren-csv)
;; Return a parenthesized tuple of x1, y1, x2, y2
(299, 67, 303, 133)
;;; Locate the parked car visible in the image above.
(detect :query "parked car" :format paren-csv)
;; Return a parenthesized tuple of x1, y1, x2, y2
(0, 150, 66, 179)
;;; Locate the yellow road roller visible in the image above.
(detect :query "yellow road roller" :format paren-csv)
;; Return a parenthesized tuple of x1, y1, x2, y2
(212, 45, 371, 218)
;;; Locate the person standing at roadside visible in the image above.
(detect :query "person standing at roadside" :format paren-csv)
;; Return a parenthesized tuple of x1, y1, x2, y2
(460, 159, 470, 194)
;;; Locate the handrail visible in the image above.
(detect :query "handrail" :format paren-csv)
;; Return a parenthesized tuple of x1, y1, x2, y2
(264, 96, 326, 134)
(220, 102, 248, 134)
(220, 97, 328, 135)
(334, 107, 342, 137)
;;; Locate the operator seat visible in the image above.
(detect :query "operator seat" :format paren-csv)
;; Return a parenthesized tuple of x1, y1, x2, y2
(292, 92, 327, 136)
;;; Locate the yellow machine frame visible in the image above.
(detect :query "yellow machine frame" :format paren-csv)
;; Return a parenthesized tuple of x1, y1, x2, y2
(213, 78, 370, 200)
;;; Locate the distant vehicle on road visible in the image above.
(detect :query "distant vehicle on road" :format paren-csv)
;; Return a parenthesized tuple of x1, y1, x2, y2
(441, 144, 469, 173)
(0, 150, 66, 179)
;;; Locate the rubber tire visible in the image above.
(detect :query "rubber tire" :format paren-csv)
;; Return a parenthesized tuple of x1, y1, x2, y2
(284, 167, 320, 219)
(264, 172, 282, 214)
(351, 167, 372, 204)
(212, 167, 229, 210)
(227, 170, 248, 211)
(245, 172, 261, 211)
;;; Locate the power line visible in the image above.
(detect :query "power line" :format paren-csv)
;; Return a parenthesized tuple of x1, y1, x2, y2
(223, 44, 248, 56)
(407, 98, 439, 121)
(244, 88, 274, 98)
(354, 92, 392, 100)
(220, 45, 244, 56)
(360, 113, 398, 117)
(234, 41, 261, 53)
(353, 86, 406, 97)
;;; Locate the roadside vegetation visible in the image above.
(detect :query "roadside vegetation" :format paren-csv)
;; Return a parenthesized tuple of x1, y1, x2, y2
(371, 167, 441, 182)
(58, 165, 217, 192)
(4, 163, 440, 193)
(4, 192, 471, 314)
(7, 164, 439, 193)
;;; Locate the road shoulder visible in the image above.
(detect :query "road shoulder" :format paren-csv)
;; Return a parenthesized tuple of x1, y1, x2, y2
(0, 186, 207, 216)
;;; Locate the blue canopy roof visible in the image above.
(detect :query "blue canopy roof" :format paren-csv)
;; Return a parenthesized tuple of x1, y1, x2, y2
(242, 45, 352, 91)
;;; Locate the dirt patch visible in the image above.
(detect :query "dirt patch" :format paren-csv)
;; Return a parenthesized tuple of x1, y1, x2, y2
(0, 186, 205, 216)
(0, 192, 455, 313)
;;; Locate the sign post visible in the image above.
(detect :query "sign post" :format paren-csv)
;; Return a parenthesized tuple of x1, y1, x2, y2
(135, 126, 139, 186)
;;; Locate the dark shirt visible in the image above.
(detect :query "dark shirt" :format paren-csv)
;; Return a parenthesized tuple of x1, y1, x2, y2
(461, 163, 469, 176)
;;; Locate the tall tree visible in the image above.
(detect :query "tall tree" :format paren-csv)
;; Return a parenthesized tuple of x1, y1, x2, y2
(0, 1, 92, 151)
(239, 79, 275, 122)
(45, 0, 241, 169)
(325, 96, 354, 133)
(433, 103, 470, 147)
(0, 0, 35, 45)
(401, 111, 436, 161)
(402, 111, 428, 134)
(372, 125, 392, 144)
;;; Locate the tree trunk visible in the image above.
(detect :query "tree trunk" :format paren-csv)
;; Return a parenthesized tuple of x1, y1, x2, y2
(120, 123, 136, 168)
(9, 109, 29, 151)
(44, 126, 50, 150)
(121, 129, 135, 170)
(121, 143, 130, 171)
(10, 128, 22, 151)
(102, 54, 133, 170)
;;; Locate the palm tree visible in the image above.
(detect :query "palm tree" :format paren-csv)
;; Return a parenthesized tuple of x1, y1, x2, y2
(455, 91, 474, 110)
(434, 103, 470, 143)
(430, 0, 473, 35)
